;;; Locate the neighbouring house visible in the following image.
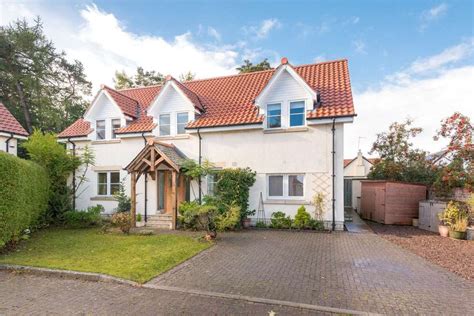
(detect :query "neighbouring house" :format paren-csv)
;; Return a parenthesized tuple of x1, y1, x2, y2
(0, 103, 29, 156)
(58, 58, 356, 230)
(343, 150, 377, 212)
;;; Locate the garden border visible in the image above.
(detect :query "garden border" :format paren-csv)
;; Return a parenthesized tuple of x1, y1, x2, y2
(0, 264, 378, 316)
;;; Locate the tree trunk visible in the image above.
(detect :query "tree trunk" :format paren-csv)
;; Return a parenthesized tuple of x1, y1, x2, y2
(15, 81, 33, 133)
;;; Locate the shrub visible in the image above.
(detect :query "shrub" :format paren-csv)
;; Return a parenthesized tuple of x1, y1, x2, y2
(22, 130, 80, 223)
(308, 219, 325, 230)
(293, 206, 311, 229)
(438, 201, 469, 227)
(178, 201, 203, 230)
(255, 221, 267, 228)
(451, 216, 468, 232)
(136, 213, 142, 222)
(215, 168, 256, 222)
(0, 152, 49, 247)
(215, 205, 241, 231)
(111, 212, 132, 234)
(114, 180, 131, 213)
(64, 205, 104, 228)
(270, 211, 292, 229)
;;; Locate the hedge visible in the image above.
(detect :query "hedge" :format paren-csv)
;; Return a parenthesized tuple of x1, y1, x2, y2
(0, 152, 49, 247)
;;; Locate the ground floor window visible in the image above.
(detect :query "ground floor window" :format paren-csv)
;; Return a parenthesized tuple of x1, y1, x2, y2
(97, 171, 121, 196)
(267, 174, 305, 199)
(207, 174, 217, 196)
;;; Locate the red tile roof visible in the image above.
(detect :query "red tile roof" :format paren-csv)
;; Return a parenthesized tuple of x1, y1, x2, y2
(57, 118, 92, 138)
(103, 85, 139, 118)
(115, 115, 156, 134)
(0, 103, 29, 136)
(60, 59, 355, 136)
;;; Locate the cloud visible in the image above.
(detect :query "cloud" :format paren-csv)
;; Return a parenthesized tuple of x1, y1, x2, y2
(1, 2, 240, 92)
(244, 18, 281, 39)
(420, 3, 448, 30)
(207, 26, 221, 41)
(345, 41, 474, 159)
(313, 55, 326, 63)
(353, 40, 367, 54)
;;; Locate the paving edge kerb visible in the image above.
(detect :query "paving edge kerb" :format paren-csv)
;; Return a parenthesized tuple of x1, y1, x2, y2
(0, 264, 380, 316)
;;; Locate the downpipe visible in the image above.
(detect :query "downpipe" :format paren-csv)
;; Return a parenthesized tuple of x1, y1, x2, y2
(67, 138, 77, 210)
(5, 133, 14, 153)
(197, 128, 202, 204)
(331, 119, 336, 231)
(141, 132, 148, 223)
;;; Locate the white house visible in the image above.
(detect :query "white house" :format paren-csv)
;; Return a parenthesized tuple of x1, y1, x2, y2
(343, 151, 377, 213)
(58, 58, 356, 230)
(0, 103, 29, 156)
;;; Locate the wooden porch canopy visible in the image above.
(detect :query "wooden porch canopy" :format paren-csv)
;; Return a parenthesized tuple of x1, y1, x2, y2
(125, 139, 188, 228)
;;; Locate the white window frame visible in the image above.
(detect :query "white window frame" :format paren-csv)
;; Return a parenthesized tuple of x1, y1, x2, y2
(96, 120, 106, 140)
(159, 113, 171, 136)
(266, 102, 283, 129)
(176, 112, 189, 135)
(289, 100, 306, 127)
(97, 171, 121, 196)
(111, 118, 122, 139)
(266, 174, 305, 200)
(206, 174, 217, 196)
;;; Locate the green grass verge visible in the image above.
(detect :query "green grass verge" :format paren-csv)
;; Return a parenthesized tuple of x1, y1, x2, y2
(0, 228, 211, 283)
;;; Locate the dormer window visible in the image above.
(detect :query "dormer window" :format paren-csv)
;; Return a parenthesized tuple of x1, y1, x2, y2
(111, 119, 121, 139)
(159, 114, 171, 136)
(96, 120, 106, 140)
(177, 112, 189, 134)
(267, 103, 281, 128)
(289, 101, 305, 127)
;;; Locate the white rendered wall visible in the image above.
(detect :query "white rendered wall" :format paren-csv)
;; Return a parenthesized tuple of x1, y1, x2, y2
(0, 136, 18, 156)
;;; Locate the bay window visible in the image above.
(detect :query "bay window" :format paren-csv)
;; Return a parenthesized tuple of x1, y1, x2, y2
(267, 174, 305, 199)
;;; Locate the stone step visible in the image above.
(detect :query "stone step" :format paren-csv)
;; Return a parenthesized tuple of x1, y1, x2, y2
(145, 222, 172, 229)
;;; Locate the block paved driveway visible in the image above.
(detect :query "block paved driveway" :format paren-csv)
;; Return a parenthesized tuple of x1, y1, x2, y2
(149, 230, 474, 315)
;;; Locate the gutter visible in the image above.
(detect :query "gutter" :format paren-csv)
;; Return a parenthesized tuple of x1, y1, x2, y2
(197, 127, 202, 204)
(331, 118, 336, 231)
(67, 138, 77, 210)
(141, 132, 148, 223)
(5, 133, 14, 153)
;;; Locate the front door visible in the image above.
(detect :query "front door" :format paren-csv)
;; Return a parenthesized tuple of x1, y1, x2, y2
(157, 170, 166, 213)
(344, 179, 352, 208)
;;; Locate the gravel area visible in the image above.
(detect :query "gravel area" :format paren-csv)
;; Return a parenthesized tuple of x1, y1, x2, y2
(368, 222, 474, 281)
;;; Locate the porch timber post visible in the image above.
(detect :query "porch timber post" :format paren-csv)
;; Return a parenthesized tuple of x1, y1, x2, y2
(131, 171, 137, 227)
(171, 170, 177, 229)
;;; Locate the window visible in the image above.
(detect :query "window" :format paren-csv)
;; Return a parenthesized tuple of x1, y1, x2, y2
(111, 119, 121, 139)
(177, 112, 189, 134)
(96, 120, 106, 140)
(159, 114, 171, 136)
(268, 175, 284, 197)
(290, 101, 305, 127)
(97, 171, 120, 196)
(207, 174, 217, 196)
(267, 103, 281, 128)
(267, 174, 305, 199)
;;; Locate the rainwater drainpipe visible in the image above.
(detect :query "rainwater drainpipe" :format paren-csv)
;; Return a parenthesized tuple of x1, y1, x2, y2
(197, 128, 202, 204)
(141, 132, 148, 223)
(331, 119, 336, 231)
(67, 138, 76, 210)
(5, 133, 14, 153)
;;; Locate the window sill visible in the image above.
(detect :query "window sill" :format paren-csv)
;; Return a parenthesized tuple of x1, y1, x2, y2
(91, 139, 121, 145)
(91, 196, 117, 201)
(264, 199, 309, 205)
(263, 126, 308, 134)
(156, 134, 190, 140)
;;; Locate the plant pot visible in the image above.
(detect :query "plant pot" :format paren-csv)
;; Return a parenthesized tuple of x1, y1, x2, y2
(449, 230, 466, 240)
(242, 218, 251, 229)
(466, 227, 474, 241)
(438, 225, 449, 237)
(412, 218, 419, 227)
(136, 221, 144, 227)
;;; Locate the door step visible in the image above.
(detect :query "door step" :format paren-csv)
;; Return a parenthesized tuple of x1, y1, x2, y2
(145, 214, 173, 229)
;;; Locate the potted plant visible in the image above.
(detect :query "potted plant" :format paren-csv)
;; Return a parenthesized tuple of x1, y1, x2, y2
(136, 213, 144, 227)
(242, 209, 256, 228)
(437, 212, 450, 237)
(449, 216, 468, 240)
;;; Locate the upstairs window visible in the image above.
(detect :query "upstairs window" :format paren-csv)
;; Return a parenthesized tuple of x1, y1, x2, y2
(96, 120, 106, 140)
(267, 103, 281, 128)
(159, 114, 171, 136)
(177, 112, 189, 134)
(111, 119, 121, 139)
(290, 101, 305, 127)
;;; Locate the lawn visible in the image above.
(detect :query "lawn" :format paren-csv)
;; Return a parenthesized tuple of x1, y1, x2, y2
(0, 228, 211, 283)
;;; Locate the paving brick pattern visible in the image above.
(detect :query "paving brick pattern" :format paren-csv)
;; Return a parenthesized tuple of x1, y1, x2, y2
(0, 271, 326, 315)
(150, 230, 474, 315)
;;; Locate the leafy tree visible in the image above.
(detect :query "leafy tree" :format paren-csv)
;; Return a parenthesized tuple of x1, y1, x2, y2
(113, 66, 164, 89)
(0, 18, 91, 133)
(432, 112, 473, 195)
(368, 119, 435, 184)
(236, 58, 272, 73)
(22, 130, 81, 223)
(179, 71, 195, 82)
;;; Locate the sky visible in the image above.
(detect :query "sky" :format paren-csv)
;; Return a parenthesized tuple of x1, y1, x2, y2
(1, 0, 473, 158)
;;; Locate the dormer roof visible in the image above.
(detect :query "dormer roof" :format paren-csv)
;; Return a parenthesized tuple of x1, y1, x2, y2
(0, 103, 29, 137)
